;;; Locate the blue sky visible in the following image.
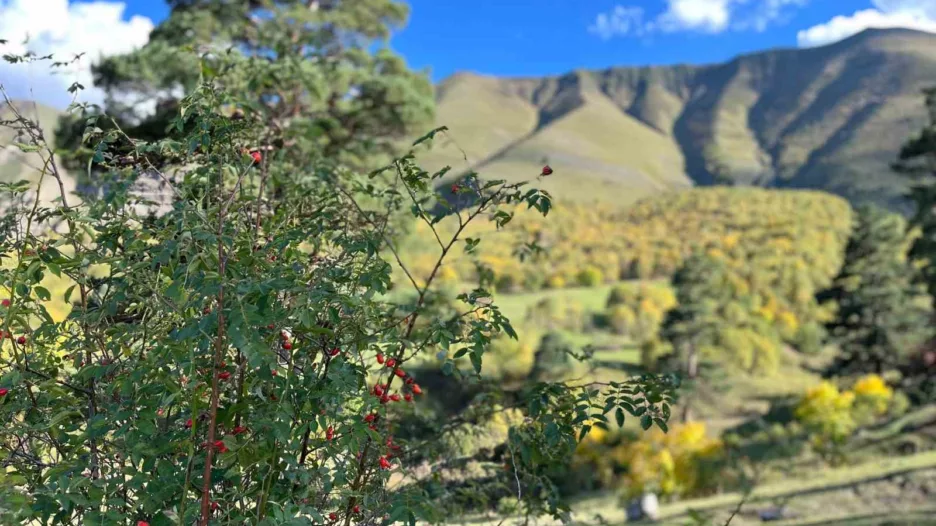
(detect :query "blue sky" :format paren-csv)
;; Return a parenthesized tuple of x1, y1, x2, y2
(3, 0, 936, 107)
(88, 0, 928, 81)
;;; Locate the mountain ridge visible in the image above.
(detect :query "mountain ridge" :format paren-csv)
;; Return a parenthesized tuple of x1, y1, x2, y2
(3, 28, 934, 210)
(424, 27, 936, 209)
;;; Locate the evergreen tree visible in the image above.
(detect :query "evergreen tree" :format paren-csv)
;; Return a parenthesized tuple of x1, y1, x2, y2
(893, 87, 936, 303)
(660, 252, 734, 380)
(817, 205, 933, 375)
(57, 0, 434, 171)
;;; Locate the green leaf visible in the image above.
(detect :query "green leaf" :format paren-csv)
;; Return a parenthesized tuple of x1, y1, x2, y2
(34, 286, 51, 301)
(13, 142, 40, 153)
(615, 407, 625, 428)
(412, 126, 449, 146)
(640, 414, 652, 431)
(578, 425, 591, 442)
(469, 351, 482, 374)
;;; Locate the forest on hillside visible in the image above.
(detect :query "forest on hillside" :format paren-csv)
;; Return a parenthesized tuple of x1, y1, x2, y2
(3, 2, 936, 526)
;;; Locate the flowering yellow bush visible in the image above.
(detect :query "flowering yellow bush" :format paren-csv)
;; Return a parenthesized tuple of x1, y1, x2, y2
(573, 421, 723, 498)
(795, 375, 895, 458)
(852, 374, 894, 417)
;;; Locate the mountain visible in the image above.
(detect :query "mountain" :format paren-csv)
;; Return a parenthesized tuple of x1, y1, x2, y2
(4, 28, 935, 211)
(421, 28, 936, 210)
(0, 100, 77, 206)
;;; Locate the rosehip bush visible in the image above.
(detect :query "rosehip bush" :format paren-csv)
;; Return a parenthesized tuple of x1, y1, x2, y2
(0, 52, 676, 526)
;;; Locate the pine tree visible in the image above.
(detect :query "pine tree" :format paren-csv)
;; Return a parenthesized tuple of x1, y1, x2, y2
(660, 252, 734, 380)
(817, 205, 933, 375)
(893, 87, 936, 303)
(58, 0, 434, 170)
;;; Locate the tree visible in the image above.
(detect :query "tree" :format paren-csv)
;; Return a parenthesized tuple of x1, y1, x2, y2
(57, 0, 435, 173)
(894, 87, 936, 303)
(0, 46, 677, 525)
(660, 252, 735, 380)
(817, 205, 933, 376)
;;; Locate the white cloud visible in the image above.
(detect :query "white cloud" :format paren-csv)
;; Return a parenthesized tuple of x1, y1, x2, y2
(0, 0, 154, 108)
(588, 6, 646, 39)
(739, 0, 810, 32)
(590, 0, 809, 39)
(656, 0, 733, 33)
(797, 0, 936, 47)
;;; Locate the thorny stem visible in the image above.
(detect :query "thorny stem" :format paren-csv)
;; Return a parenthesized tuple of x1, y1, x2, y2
(341, 180, 512, 526)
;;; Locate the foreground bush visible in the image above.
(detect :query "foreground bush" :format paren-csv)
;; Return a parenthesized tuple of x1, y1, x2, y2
(0, 51, 676, 526)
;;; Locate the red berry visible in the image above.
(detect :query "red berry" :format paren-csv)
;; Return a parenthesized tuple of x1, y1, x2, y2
(412, 384, 422, 395)
(390, 394, 401, 402)
(368, 424, 377, 431)
(157, 408, 165, 416)
(16, 336, 26, 345)
(353, 505, 361, 514)
(363, 413, 376, 423)
(282, 341, 292, 350)
(267, 323, 275, 329)
(373, 384, 384, 396)
(385, 358, 396, 368)
(232, 425, 247, 435)
(326, 426, 334, 440)
(404, 393, 413, 402)
(541, 165, 553, 176)
(379, 394, 389, 404)
(280, 331, 289, 340)
(379, 456, 392, 469)
(211, 501, 219, 511)
(185, 419, 193, 429)
(214, 440, 228, 453)
(405, 377, 414, 385)
(1, 299, 9, 307)
(272, 370, 278, 377)
(220, 361, 227, 368)
(393, 368, 405, 378)
(376, 353, 385, 364)
(329, 513, 337, 521)
(138, 522, 149, 526)
(218, 371, 231, 380)
(451, 184, 460, 193)
(250, 151, 262, 163)
(328, 347, 340, 357)
(270, 394, 278, 401)
(0, 388, 8, 397)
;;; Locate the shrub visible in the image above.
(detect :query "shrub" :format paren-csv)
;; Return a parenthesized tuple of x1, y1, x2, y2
(477, 332, 539, 381)
(546, 274, 566, 289)
(640, 338, 674, 371)
(794, 375, 897, 461)
(794, 321, 826, 354)
(0, 16, 678, 525)
(576, 267, 604, 287)
(572, 422, 724, 499)
(608, 305, 637, 335)
(531, 331, 576, 380)
(441, 406, 525, 459)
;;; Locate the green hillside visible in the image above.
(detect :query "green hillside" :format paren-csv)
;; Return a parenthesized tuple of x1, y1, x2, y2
(424, 27, 936, 209)
(0, 99, 77, 205)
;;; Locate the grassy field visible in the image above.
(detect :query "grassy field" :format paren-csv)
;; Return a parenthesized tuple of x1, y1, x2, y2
(471, 279, 936, 526)
(451, 451, 936, 526)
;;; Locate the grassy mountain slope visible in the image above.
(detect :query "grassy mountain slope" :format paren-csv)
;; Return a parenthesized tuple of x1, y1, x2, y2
(0, 100, 76, 205)
(428, 28, 936, 208)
